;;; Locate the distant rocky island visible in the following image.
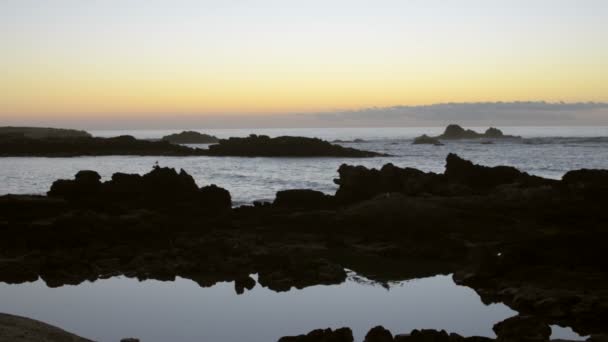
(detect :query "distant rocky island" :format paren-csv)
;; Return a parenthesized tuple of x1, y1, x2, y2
(206, 134, 385, 157)
(161, 131, 219, 144)
(0, 126, 91, 139)
(0, 131, 383, 157)
(413, 124, 520, 145)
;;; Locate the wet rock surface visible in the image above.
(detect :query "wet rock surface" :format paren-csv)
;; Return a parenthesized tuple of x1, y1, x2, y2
(0, 154, 607, 338)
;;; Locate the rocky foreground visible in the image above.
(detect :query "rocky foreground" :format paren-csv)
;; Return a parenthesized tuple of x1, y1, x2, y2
(0, 154, 607, 340)
(0, 134, 382, 157)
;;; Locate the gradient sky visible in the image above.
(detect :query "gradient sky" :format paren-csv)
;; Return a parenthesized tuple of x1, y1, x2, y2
(1, 0, 607, 124)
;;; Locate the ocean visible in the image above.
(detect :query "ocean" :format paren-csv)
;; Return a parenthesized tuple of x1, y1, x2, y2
(1, 126, 607, 205)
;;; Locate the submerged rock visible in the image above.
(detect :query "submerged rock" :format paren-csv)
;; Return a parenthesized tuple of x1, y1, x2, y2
(161, 131, 219, 144)
(206, 135, 385, 157)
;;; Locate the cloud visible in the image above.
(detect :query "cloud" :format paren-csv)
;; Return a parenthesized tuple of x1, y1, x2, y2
(311, 102, 608, 126)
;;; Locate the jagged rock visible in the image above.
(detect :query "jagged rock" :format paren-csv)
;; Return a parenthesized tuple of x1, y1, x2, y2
(277, 327, 353, 342)
(364, 326, 393, 342)
(161, 131, 219, 144)
(444, 153, 551, 189)
(206, 134, 384, 157)
(492, 315, 551, 342)
(413, 134, 443, 145)
(48, 167, 231, 209)
(437, 124, 519, 140)
(234, 275, 256, 294)
(334, 163, 442, 204)
(274, 189, 333, 209)
(48, 170, 102, 199)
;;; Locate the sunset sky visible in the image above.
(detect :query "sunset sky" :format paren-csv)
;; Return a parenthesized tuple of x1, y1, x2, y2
(1, 0, 607, 127)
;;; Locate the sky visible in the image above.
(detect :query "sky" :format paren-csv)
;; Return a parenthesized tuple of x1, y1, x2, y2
(1, 0, 607, 128)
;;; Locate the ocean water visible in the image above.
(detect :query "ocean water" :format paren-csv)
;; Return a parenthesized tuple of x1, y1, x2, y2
(1, 126, 607, 205)
(0, 273, 585, 341)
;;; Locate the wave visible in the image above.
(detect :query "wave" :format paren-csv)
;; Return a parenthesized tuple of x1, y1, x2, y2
(522, 137, 608, 145)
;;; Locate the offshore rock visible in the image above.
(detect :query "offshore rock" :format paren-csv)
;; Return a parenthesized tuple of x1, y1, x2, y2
(206, 135, 385, 157)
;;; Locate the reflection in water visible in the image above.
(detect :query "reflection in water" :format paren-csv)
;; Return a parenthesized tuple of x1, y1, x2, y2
(0, 274, 540, 342)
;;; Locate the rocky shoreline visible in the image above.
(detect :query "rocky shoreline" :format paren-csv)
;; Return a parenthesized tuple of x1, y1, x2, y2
(0, 134, 383, 157)
(1, 154, 606, 340)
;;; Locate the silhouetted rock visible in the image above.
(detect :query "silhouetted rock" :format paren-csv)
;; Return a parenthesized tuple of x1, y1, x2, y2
(562, 169, 608, 188)
(419, 124, 520, 141)
(274, 189, 333, 209)
(493, 315, 551, 342)
(413, 134, 443, 145)
(278, 327, 353, 342)
(334, 163, 442, 204)
(161, 131, 219, 144)
(48, 166, 231, 209)
(0, 135, 208, 157)
(48, 170, 102, 199)
(206, 135, 384, 157)
(0, 126, 91, 139)
(234, 275, 256, 294)
(444, 153, 552, 189)
(364, 326, 393, 342)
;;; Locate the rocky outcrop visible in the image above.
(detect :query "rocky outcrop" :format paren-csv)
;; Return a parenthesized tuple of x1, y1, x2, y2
(0, 126, 91, 139)
(438, 125, 519, 140)
(206, 135, 385, 157)
(161, 131, 219, 144)
(334, 163, 443, 204)
(48, 166, 231, 210)
(444, 153, 553, 189)
(278, 327, 354, 342)
(412, 125, 520, 144)
(0, 135, 208, 157)
(412, 134, 443, 145)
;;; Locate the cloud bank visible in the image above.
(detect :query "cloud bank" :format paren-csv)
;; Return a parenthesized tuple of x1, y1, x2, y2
(3, 102, 608, 129)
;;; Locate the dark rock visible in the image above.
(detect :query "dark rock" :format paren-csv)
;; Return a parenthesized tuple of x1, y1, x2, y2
(234, 275, 256, 294)
(0, 126, 91, 138)
(562, 169, 608, 188)
(0, 134, 208, 157)
(161, 131, 219, 144)
(206, 134, 384, 157)
(484, 127, 504, 138)
(439, 124, 483, 139)
(199, 184, 232, 210)
(120, 339, 140, 342)
(278, 327, 353, 342)
(364, 326, 393, 342)
(444, 153, 551, 189)
(413, 135, 443, 145)
(274, 189, 333, 209)
(492, 315, 551, 342)
(334, 163, 442, 204)
(434, 124, 519, 140)
(47, 166, 231, 210)
(48, 170, 102, 199)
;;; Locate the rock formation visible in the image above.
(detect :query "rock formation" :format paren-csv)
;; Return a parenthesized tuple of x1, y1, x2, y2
(206, 135, 385, 157)
(161, 131, 219, 144)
